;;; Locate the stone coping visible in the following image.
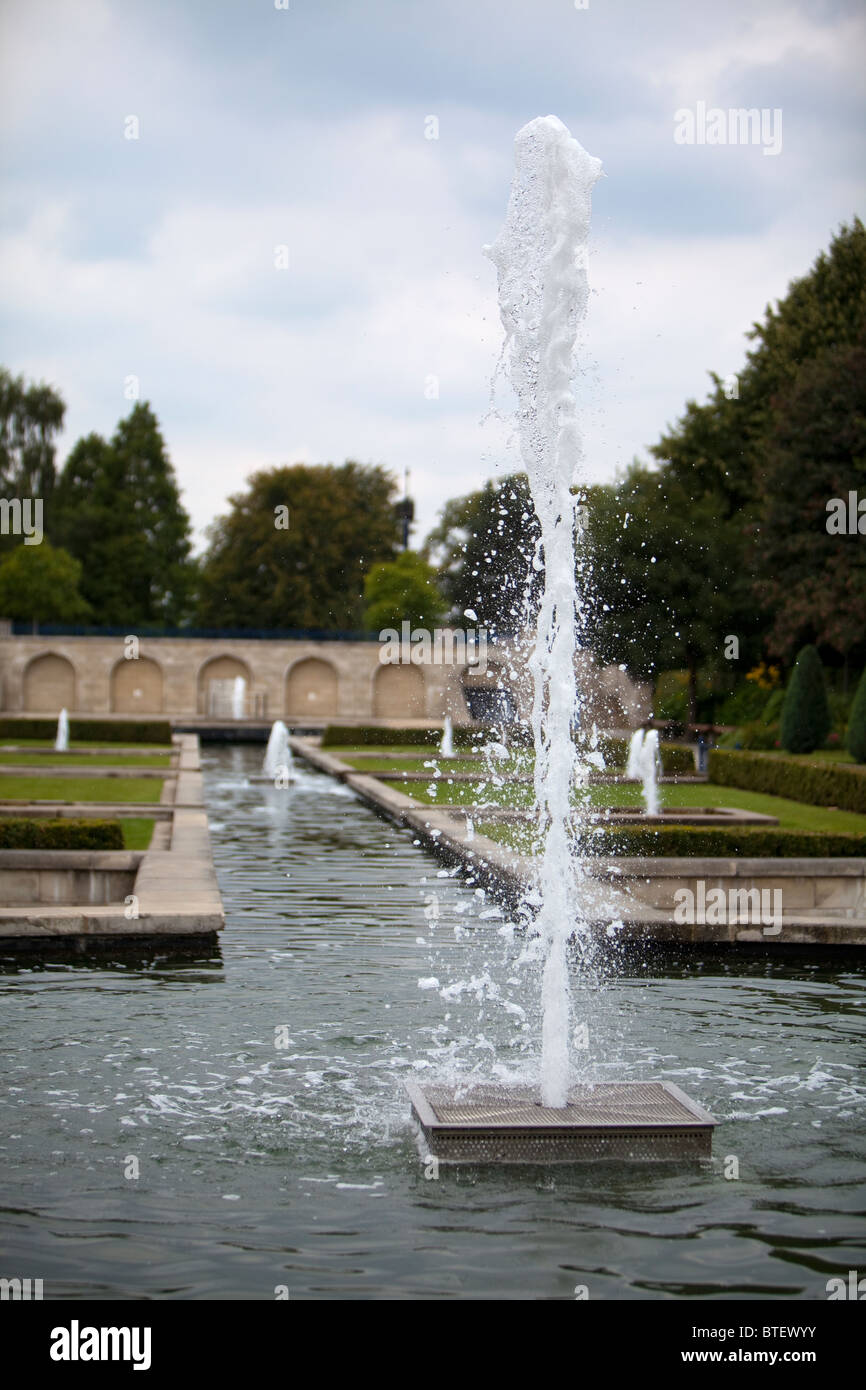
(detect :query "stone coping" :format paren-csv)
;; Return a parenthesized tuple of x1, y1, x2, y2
(425, 805, 779, 826)
(0, 745, 176, 759)
(0, 849, 142, 870)
(0, 763, 167, 778)
(289, 737, 866, 947)
(0, 802, 174, 819)
(0, 734, 223, 942)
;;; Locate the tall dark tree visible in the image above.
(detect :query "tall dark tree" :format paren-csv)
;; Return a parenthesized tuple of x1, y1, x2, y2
(0, 368, 65, 550)
(648, 218, 866, 684)
(426, 473, 541, 635)
(847, 666, 866, 764)
(196, 462, 401, 630)
(582, 464, 742, 720)
(755, 332, 866, 663)
(780, 645, 831, 753)
(55, 403, 195, 626)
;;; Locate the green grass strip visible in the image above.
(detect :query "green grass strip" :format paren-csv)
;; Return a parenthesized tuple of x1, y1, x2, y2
(0, 776, 164, 803)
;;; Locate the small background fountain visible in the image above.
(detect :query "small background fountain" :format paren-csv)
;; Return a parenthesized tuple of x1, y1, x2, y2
(626, 728, 660, 816)
(250, 719, 295, 785)
(440, 715, 454, 759)
(55, 708, 69, 752)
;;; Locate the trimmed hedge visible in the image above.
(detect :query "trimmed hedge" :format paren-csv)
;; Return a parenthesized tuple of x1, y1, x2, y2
(586, 824, 866, 858)
(0, 818, 125, 850)
(0, 719, 172, 745)
(709, 749, 866, 814)
(321, 724, 492, 748)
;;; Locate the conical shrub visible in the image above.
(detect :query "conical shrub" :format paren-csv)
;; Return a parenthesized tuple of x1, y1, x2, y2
(780, 645, 831, 754)
(847, 667, 866, 763)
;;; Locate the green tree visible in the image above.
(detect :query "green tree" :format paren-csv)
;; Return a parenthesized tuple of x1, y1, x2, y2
(0, 368, 65, 549)
(363, 551, 446, 631)
(426, 473, 541, 634)
(779, 645, 831, 753)
(754, 332, 866, 663)
(197, 462, 401, 630)
(54, 404, 195, 626)
(0, 541, 91, 633)
(649, 219, 866, 675)
(582, 464, 741, 720)
(847, 667, 866, 763)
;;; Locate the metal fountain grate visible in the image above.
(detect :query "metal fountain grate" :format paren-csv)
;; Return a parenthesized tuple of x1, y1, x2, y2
(407, 1080, 716, 1164)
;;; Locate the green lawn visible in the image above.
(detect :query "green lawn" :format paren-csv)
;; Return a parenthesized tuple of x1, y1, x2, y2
(323, 743, 472, 756)
(0, 751, 170, 767)
(409, 778, 534, 807)
(0, 776, 165, 803)
(121, 818, 155, 850)
(339, 754, 524, 774)
(401, 775, 866, 831)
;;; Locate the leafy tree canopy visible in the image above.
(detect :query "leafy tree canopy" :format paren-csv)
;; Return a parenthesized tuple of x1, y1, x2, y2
(0, 368, 65, 548)
(54, 403, 196, 628)
(426, 472, 541, 635)
(0, 540, 91, 632)
(364, 550, 447, 632)
(581, 463, 742, 718)
(197, 461, 401, 630)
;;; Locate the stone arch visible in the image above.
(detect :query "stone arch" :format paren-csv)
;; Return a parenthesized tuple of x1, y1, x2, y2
(285, 657, 338, 719)
(197, 655, 252, 717)
(23, 652, 76, 712)
(373, 663, 426, 719)
(111, 656, 164, 713)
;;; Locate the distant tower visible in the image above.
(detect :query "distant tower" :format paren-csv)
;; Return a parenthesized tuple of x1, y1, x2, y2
(394, 468, 414, 550)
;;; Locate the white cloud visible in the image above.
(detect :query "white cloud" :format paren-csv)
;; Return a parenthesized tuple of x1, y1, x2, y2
(0, 0, 862, 557)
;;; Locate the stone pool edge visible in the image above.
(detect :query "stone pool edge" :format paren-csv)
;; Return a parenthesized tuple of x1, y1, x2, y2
(0, 734, 224, 945)
(289, 737, 866, 948)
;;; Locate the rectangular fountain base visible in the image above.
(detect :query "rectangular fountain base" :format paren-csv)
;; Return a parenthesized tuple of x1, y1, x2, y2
(407, 1080, 716, 1164)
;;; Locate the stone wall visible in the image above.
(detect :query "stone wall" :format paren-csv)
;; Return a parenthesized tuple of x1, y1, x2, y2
(0, 633, 651, 727)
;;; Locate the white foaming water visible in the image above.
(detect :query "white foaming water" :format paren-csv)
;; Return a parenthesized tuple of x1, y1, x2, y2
(440, 715, 454, 758)
(626, 729, 660, 816)
(55, 708, 69, 752)
(263, 719, 294, 781)
(485, 116, 602, 1107)
(232, 676, 246, 720)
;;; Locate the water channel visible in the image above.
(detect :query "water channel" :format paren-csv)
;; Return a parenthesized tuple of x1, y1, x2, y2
(1, 744, 863, 1299)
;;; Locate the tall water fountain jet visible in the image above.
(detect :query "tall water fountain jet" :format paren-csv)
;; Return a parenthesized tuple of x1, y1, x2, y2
(55, 708, 69, 753)
(409, 117, 719, 1161)
(485, 116, 602, 1108)
(231, 677, 246, 721)
(263, 720, 294, 782)
(626, 728, 660, 816)
(440, 715, 454, 759)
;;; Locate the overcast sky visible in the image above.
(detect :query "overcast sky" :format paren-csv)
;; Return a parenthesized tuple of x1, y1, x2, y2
(1, 0, 864, 550)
